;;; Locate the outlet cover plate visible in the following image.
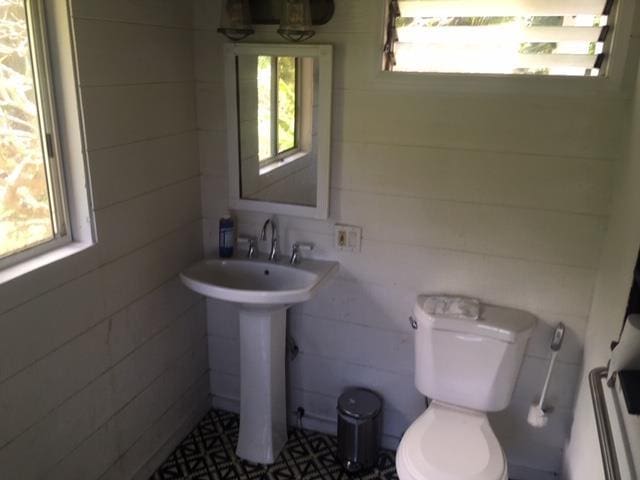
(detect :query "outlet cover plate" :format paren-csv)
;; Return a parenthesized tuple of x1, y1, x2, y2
(334, 224, 362, 252)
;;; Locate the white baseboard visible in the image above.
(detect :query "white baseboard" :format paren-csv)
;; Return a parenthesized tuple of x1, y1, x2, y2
(133, 394, 210, 480)
(211, 394, 241, 414)
(509, 463, 559, 480)
(211, 395, 557, 479)
(211, 394, 401, 451)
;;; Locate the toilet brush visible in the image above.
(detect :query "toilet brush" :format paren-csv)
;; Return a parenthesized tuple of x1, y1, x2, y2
(527, 323, 565, 428)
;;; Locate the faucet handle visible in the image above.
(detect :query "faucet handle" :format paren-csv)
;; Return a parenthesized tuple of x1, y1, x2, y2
(237, 235, 258, 258)
(290, 242, 314, 265)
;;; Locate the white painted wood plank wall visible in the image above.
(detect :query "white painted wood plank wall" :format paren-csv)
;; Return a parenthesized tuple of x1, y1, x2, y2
(195, 0, 630, 477)
(0, 1, 208, 479)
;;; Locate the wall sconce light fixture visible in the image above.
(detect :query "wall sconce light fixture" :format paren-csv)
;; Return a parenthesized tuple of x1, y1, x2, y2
(218, 0, 334, 42)
(218, 0, 254, 41)
(278, 0, 315, 42)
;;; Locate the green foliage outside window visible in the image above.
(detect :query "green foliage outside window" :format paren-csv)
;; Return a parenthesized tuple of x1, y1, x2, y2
(257, 55, 272, 161)
(277, 56, 296, 154)
(0, 0, 54, 258)
(257, 55, 297, 163)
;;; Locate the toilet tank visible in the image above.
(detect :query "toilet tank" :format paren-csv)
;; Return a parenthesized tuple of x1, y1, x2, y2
(413, 296, 536, 412)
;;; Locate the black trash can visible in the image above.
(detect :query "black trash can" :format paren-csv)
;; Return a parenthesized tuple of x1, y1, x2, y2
(336, 388, 383, 473)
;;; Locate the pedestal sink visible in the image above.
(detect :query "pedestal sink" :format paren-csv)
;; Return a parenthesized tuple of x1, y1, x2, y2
(180, 255, 339, 464)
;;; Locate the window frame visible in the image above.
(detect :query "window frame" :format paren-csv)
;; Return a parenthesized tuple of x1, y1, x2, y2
(0, 0, 95, 285)
(373, 0, 638, 96)
(258, 55, 301, 172)
(0, 0, 72, 270)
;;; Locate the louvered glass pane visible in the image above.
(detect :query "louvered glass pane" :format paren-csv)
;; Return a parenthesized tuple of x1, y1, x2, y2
(396, 43, 598, 73)
(398, 0, 609, 17)
(397, 25, 603, 43)
(391, 1, 611, 76)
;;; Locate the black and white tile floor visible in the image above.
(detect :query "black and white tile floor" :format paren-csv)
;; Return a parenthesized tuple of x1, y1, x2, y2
(150, 409, 399, 480)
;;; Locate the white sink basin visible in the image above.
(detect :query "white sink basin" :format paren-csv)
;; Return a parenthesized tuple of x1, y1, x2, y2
(180, 256, 338, 306)
(180, 254, 339, 465)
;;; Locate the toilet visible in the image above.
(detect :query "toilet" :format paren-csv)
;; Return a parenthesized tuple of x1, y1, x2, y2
(396, 295, 537, 480)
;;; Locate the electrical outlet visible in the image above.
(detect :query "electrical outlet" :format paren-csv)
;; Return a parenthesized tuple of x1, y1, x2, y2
(334, 224, 362, 252)
(337, 229, 347, 247)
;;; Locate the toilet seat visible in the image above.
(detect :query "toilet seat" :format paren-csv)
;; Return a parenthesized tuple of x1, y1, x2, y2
(396, 402, 507, 480)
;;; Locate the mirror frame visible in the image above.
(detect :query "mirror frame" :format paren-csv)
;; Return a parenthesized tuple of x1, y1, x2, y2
(224, 43, 333, 219)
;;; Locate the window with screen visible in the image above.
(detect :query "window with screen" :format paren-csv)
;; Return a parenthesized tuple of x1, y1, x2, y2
(0, 0, 70, 268)
(383, 0, 615, 76)
(257, 55, 298, 165)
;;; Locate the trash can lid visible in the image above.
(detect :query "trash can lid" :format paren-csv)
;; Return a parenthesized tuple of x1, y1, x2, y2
(337, 388, 383, 419)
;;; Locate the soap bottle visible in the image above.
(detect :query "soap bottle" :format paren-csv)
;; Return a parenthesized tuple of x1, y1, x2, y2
(219, 216, 235, 258)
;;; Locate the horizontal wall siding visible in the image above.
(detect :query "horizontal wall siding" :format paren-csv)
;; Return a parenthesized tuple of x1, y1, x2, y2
(196, 0, 625, 477)
(333, 89, 622, 159)
(0, 2, 207, 479)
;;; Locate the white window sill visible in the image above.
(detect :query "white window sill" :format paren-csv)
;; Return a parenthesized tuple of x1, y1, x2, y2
(372, 69, 630, 97)
(0, 241, 95, 286)
(259, 150, 309, 176)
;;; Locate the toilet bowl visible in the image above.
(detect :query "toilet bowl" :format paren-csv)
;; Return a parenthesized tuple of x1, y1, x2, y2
(396, 403, 507, 480)
(397, 295, 536, 480)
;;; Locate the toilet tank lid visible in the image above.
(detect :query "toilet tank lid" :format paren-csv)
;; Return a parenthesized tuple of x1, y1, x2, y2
(414, 295, 537, 343)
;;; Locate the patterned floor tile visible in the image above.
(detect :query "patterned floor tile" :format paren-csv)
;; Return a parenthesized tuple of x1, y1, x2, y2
(150, 409, 398, 480)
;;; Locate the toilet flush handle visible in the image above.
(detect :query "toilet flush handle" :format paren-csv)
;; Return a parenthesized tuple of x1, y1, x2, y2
(409, 316, 418, 330)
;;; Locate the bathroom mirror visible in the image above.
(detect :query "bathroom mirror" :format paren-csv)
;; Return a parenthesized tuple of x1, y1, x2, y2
(224, 43, 332, 219)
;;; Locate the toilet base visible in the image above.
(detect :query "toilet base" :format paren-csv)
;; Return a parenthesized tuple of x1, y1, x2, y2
(395, 403, 508, 480)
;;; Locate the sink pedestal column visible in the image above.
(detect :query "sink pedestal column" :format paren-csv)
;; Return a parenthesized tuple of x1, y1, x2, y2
(236, 306, 288, 464)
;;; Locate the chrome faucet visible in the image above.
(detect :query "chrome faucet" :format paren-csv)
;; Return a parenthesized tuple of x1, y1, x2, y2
(260, 217, 279, 262)
(289, 242, 314, 265)
(237, 235, 257, 259)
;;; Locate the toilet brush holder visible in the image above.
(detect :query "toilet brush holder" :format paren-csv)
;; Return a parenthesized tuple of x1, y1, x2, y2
(527, 323, 565, 428)
(527, 403, 548, 428)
